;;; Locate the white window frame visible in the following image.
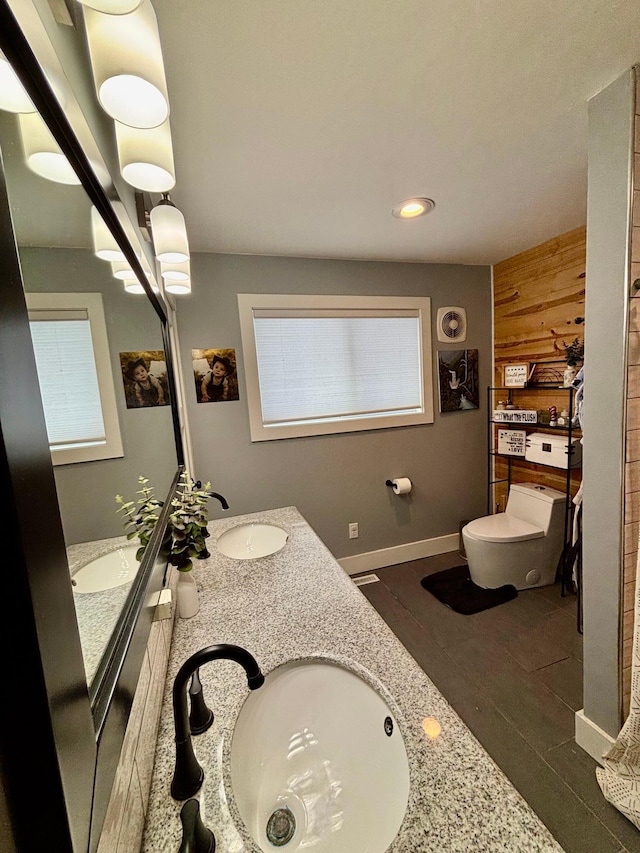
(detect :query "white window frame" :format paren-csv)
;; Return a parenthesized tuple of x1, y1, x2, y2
(238, 293, 434, 442)
(26, 292, 124, 466)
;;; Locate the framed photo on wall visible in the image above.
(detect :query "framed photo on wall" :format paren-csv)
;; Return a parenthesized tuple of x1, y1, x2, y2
(120, 350, 169, 409)
(437, 349, 479, 412)
(192, 348, 240, 403)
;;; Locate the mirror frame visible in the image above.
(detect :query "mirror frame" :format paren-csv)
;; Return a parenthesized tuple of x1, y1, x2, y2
(0, 3, 185, 850)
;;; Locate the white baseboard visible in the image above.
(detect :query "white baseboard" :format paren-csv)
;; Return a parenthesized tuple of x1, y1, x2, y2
(575, 709, 617, 766)
(338, 532, 460, 576)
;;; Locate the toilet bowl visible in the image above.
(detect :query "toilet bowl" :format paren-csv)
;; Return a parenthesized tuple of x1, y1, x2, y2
(461, 483, 566, 590)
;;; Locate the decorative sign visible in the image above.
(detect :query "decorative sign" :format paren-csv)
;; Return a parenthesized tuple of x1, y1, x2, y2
(497, 428, 527, 456)
(493, 409, 538, 424)
(503, 363, 529, 387)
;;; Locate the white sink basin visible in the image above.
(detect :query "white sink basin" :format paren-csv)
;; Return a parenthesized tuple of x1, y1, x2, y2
(228, 659, 410, 852)
(216, 522, 288, 560)
(72, 545, 140, 593)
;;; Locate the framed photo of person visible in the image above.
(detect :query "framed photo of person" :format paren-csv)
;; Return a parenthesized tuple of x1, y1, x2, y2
(120, 350, 169, 409)
(192, 348, 239, 403)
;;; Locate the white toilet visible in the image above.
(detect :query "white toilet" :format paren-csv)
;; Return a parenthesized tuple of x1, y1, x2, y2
(461, 483, 566, 590)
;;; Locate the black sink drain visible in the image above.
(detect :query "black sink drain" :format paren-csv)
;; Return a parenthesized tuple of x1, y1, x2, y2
(266, 806, 296, 846)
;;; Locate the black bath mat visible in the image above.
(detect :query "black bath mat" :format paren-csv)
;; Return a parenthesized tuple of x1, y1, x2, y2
(420, 565, 517, 615)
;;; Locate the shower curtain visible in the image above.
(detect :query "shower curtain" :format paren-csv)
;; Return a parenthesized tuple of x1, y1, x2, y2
(596, 546, 640, 829)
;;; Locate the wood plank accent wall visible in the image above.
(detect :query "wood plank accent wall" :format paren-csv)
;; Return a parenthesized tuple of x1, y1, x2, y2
(493, 227, 586, 505)
(494, 226, 587, 382)
(622, 79, 640, 719)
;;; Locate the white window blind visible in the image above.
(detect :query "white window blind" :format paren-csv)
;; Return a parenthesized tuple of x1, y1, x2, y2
(239, 294, 434, 441)
(254, 314, 422, 425)
(26, 292, 123, 465)
(29, 312, 106, 449)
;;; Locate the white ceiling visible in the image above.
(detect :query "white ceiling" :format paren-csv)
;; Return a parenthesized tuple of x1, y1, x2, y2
(152, 0, 640, 266)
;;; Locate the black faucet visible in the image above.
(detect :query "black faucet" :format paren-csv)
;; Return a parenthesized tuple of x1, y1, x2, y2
(188, 668, 214, 735)
(178, 799, 215, 853)
(208, 491, 229, 511)
(171, 644, 264, 801)
(192, 480, 229, 511)
(191, 478, 229, 509)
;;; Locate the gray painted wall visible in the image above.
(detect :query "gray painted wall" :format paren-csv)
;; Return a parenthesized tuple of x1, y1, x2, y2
(20, 246, 178, 545)
(175, 252, 492, 558)
(583, 70, 634, 736)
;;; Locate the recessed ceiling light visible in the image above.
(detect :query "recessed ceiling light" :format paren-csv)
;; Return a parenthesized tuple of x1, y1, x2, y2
(391, 198, 436, 219)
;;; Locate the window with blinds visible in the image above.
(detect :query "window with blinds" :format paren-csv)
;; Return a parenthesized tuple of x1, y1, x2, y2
(26, 292, 123, 465)
(238, 294, 433, 441)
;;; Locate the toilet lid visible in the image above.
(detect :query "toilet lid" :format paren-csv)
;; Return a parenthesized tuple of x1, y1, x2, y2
(465, 514, 544, 543)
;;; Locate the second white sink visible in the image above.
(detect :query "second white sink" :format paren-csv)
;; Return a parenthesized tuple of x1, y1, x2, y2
(72, 545, 140, 593)
(216, 522, 288, 560)
(227, 658, 410, 852)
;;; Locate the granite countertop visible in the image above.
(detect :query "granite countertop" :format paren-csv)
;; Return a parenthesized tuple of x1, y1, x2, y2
(67, 535, 136, 686)
(142, 507, 561, 852)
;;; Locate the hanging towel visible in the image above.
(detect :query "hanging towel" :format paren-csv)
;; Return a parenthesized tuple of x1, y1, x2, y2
(571, 366, 585, 439)
(571, 481, 583, 586)
(596, 542, 640, 828)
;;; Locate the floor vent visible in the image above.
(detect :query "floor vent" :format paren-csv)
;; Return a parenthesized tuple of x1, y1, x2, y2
(353, 574, 380, 587)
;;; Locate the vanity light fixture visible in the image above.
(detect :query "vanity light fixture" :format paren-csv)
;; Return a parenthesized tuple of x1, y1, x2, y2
(164, 278, 191, 296)
(0, 54, 35, 113)
(160, 259, 190, 281)
(79, 0, 192, 293)
(123, 278, 146, 294)
(91, 201, 135, 261)
(18, 112, 81, 185)
(150, 195, 189, 263)
(110, 259, 135, 279)
(82, 0, 169, 129)
(76, 0, 142, 13)
(115, 118, 176, 192)
(391, 197, 436, 219)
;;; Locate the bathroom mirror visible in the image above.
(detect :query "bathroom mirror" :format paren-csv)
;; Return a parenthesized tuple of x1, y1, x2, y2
(0, 4, 186, 850)
(0, 108, 178, 695)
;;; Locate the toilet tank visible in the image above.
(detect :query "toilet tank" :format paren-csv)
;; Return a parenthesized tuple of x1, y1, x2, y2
(505, 483, 566, 532)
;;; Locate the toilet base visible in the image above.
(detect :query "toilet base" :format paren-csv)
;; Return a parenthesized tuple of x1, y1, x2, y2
(462, 529, 562, 591)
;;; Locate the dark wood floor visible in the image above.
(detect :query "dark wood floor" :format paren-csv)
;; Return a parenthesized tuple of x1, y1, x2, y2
(356, 551, 640, 853)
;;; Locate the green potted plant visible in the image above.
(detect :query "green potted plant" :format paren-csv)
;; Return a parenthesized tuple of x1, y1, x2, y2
(561, 337, 584, 387)
(116, 471, 213, 618)
(167, 471, 212, 571)
(115, 476, 165, 562)
(562, 337, 584, 367)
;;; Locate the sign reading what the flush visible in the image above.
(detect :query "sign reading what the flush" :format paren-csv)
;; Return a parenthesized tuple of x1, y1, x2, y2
(497, 428, 527, 456)
(493, 409, 538, 423)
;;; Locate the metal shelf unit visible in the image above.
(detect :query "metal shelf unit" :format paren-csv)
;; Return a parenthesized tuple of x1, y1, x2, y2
(487, 385, 581, 596)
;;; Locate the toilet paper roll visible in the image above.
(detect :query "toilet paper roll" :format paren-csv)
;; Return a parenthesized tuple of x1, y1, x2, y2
(391, 477, 412, 495)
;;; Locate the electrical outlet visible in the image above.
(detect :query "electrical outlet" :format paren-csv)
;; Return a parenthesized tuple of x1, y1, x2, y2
(349, 522, 359, 539)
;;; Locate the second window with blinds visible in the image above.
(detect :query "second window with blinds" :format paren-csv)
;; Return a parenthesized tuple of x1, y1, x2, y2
(238, 294, 434, 441)
(26, 291, 123, 465)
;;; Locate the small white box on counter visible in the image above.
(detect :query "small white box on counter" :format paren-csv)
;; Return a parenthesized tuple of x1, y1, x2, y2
(492, 409, 538, 424)
(525, 432, 582, 469)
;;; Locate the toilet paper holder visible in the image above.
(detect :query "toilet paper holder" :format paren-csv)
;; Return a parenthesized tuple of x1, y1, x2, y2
(385, 478, 412, 493)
